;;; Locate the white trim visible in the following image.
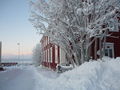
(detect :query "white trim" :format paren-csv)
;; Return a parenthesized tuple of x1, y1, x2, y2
(44, 51, 45, 62)
(55, 45, 58, 63)
(108, 18, 119, 32)
(46, 50, 47, 62)
(49, 48, 51, 62)
(50, 47, 52, 63)
(48, 37, 49, 44)
(60, 47, 66, 64)
(45, 36, 47, 46)
(48, 49, 49, 62)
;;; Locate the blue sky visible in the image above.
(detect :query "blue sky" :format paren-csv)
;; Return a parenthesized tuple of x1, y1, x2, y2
(0, 0, 41, 59)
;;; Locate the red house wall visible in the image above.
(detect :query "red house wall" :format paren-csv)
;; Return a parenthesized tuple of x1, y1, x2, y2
(41, 36, 60, 70)
(90, 30, 120, 59)
(106, 31, 120, 58)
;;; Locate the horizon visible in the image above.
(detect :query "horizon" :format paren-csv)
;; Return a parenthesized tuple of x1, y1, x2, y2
(0, 0, 42, 60)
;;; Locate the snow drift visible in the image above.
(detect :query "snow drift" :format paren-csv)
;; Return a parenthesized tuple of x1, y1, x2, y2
(35, 57, 120, 90)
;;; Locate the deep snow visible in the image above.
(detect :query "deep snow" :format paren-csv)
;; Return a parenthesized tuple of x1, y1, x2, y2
(0, 57, 120, 90)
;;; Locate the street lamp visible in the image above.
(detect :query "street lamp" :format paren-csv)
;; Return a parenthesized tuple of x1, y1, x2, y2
(17, 43, 20, 60)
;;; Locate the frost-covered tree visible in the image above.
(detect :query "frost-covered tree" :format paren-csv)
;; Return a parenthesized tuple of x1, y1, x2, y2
(30, 0, 120, 66)
(32, 43, 42, 66)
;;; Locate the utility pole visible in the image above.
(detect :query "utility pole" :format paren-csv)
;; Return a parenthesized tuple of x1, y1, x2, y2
(0, 41, 2, 64)
(0, 41, 4, 71)
(17, 43, 20, 60)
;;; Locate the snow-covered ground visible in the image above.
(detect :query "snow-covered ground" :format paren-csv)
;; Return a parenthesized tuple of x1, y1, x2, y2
(0, 66, 36, 90)
(0, 57, 120, 90)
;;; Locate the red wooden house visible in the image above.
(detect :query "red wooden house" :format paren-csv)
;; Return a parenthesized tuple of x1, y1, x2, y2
(40, 12, 120, 70)
(90, 28, 120, 60)
(40, 28, 120, 70)
(40, 36, 67, 70)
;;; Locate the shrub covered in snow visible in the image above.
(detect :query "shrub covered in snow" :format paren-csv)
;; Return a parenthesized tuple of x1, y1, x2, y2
(32, 43, 42, 66)
(34, 57, 120, 90)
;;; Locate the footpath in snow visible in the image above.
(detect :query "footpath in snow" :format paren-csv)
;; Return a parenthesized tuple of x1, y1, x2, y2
(0, 57, 120, 90)
(0, 66, 36, 90)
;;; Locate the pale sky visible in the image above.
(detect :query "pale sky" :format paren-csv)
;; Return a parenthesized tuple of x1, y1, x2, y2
(0, 0, 41, 59)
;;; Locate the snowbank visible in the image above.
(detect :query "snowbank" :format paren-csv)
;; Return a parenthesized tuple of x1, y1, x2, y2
(35, 57, 120, 90)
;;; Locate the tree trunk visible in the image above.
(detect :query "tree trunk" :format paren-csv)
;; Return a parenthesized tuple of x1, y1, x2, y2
(99, 37, 102, 60)
(94, 38, 97, 60)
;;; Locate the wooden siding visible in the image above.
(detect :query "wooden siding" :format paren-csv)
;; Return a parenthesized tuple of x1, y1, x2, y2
(90, 30, 120, 59)
(41, 36, 60, 70)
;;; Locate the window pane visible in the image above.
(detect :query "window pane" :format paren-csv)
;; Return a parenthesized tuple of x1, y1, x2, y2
(109, 49, 113, 58)
(105, 49, 108, 56)
(49, 48, 51, 62)
(51, 47, 52, 63)
(48, 49, 49, 62)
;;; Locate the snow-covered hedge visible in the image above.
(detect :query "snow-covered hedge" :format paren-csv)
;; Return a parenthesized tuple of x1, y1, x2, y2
(34, 57, 120, 90)
(32, 44, 42, 66)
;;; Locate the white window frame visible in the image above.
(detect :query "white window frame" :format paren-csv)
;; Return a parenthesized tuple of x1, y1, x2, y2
(109, 18, 119, 32)
(50, 47, 52, 63)
(104, 43, 114, 58)
(44, 37, 46, 47)
(42, 51, 43, 62)
(46, 37, 47, 46)
(55, 45, 58, 63)
(48, 37, 49, 44)
(49, 48, 51, 63)
(46, 49, 48, 62)
(48, 49, 49, 62)
(45, 50, 47, 62)
(44, 51, 45, 62)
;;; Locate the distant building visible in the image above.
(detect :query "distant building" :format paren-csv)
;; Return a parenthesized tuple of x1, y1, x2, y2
(1, 62, 18, 67)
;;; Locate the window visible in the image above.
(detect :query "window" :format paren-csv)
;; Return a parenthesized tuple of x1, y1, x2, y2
(42, 51, 43, 62)
(44, 51, 45, 62)
(44, 37, 46, 47)
(45, 50, 46, 62)
(48, 37, 49, 44)
(104, 43, 114, 58)
(47, 37, 48, 45)
(108, 18, 119, 32)
(49, 48, 51, 62)
(46, 37, 47, 46)
(45, 50, 47, 62)
(48, 49, 49, 62)
(46, 50, 48, 62)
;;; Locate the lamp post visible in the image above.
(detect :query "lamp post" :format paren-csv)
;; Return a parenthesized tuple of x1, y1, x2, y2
(17, 43, 20, 60)
(0, 41, 4, 71)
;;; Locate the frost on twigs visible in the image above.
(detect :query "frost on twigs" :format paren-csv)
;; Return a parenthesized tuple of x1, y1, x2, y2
(32, 44, 42, 66)
(30, 0, 120, 66)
